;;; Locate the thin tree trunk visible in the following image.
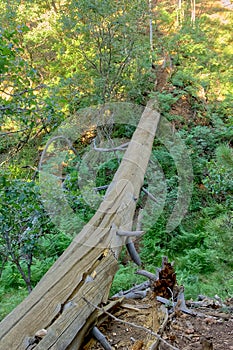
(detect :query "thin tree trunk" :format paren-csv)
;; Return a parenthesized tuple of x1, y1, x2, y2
(15, 261, 32, 293)
(0, 100, 160, 350)
(149, 0, 153, 52)
(177, 0, 182, 26)
(191, 0, 196, 24)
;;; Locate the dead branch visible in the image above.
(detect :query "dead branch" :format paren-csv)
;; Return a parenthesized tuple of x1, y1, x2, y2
(156, 291, 209, 318)
(0, 127, 30, 136)
(111, 281, 150, 299)
(93, 139, 129, 152)
(126, 238, 141, 266)
(94, 185, 109, 192)
(156, 296, 172, 306)
(96, 298, 124, 324)
(175, 286, 194, 314)
(136, 269, 157, 281)
(0, 84, 46, 97)
(91, 326, 112, 350)
(119, 290, 148, 299)
(116, 230, 144, 237)
(142, 187, 159, 203)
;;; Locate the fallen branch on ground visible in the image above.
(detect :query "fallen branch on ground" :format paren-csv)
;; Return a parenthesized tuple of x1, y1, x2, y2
(91, 326, 112, 350)
(111, 281, 150, 299)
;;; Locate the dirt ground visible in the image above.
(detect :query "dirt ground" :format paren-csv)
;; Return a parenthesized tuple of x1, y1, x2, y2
(83, 294, 233, 350)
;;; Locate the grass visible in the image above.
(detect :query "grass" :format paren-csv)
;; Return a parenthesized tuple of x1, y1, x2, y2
(0, 288, 28, 321)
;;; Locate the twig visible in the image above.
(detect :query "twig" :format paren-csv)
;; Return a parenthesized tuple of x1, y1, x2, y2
(93, 139, 129, 152)
(0, 127, 29, 136)
(94, 185, 109, 192)
(0, 84, 46, 97)
(168, 287, 175, 305)
(83, 297, 180, 350)
(142, 187, 159, 204)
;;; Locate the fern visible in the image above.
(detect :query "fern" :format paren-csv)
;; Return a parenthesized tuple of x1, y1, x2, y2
(216, 144, 233, 169)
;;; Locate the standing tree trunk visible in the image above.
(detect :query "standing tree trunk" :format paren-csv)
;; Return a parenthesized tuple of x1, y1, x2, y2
(0, 100, 160, 350)
(191, 0, 196, 24)
(177, 0, 183, 26)
(149, 0, 153, 52)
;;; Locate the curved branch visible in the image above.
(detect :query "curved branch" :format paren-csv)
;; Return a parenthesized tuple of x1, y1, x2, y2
(93, 139, 129, 152)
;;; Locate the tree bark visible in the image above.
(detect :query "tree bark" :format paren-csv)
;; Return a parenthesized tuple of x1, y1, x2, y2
(0, 100, 160, 350)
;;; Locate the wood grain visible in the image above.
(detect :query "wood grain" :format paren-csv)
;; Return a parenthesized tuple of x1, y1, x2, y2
(0, 101, 160, 350)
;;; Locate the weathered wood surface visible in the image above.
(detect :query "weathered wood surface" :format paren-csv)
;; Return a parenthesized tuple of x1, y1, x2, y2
(0, 101, 160, 350)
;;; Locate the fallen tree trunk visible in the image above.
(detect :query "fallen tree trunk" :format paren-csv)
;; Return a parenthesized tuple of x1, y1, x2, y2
(0, 100, 160, 350)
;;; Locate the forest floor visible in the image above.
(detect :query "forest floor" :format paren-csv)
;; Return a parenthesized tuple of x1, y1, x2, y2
(83, 293, 233, 350)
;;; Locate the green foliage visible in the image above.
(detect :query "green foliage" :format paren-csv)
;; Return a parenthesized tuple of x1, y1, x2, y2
(110, 263, 145, 296)
(205, 212, 233, 268)
(157, 92, 179, 113)
(140, 216, 169, 265)
(204, 144, 233, 205)
(0, 27, 18, 74)
(0, 287, 28, 322)
(161, 204, 232, 299)
(178, 126, 219, 182)
(0, 26, 64, 158)
(1, 0, 233, 320)
(1, 262, 26, 289)
(0, 175, 54, 290)
(177, 248, 215, 274)
(60, 0, 152, 105)
(97, 158, 120, 186)
(1, 0, 152, 110)
(176, 269, 233, 300)
(38, 232, 72, 259)
(216, 144, 233, 168)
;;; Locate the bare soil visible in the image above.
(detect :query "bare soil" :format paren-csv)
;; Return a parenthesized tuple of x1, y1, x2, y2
(83, 295, 233, 350)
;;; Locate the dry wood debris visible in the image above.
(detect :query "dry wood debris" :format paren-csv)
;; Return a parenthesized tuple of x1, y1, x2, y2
(83, 257, 233, 350)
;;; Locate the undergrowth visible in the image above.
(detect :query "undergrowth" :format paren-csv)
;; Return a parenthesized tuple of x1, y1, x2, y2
(1, 0, 233, 321)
